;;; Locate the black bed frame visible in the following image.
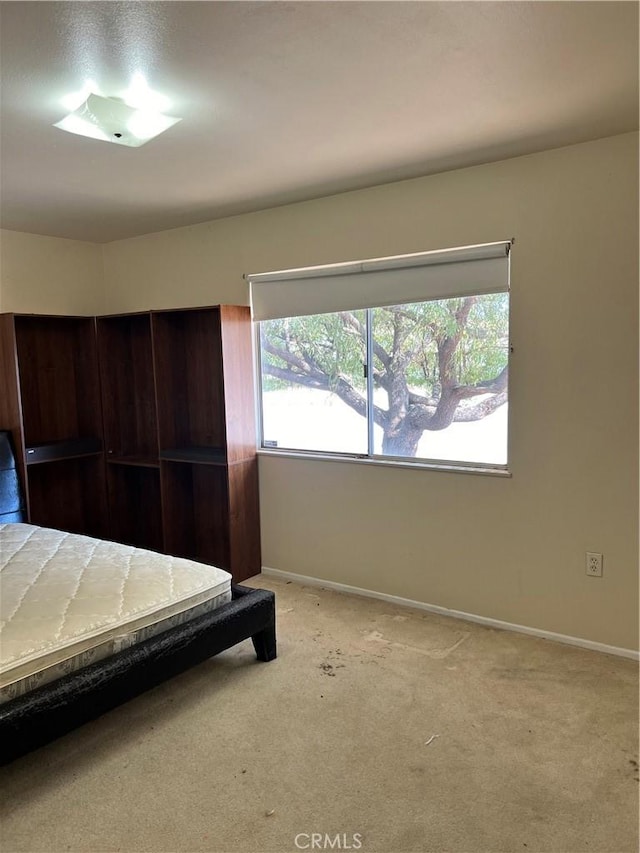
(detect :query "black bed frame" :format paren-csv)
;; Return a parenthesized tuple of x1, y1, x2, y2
(0, 584, 276, 765)
(0, 432, 276, 765)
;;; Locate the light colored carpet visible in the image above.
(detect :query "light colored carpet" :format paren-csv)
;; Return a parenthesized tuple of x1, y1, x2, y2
(0, 575, 638, 853)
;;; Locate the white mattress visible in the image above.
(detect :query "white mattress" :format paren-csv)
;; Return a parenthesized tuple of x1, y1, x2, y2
(0, 523, 232, 703)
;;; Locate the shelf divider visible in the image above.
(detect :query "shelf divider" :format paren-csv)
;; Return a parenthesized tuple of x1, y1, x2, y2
(159, 446, 227, 465)
(106, 455, 160, 469)
(25, 438, 102, 465)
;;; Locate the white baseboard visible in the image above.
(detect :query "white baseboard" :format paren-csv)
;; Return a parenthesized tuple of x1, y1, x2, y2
(261, 566, 640, 661)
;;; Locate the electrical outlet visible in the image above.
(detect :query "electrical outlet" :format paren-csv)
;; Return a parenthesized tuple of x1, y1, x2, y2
(586, 552, 603, 577)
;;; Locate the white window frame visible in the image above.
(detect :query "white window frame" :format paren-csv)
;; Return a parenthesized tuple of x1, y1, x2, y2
(248, 242, 512, 476)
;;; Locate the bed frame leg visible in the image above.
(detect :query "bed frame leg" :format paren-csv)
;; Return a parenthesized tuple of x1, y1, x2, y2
(252, 623, 277, 661)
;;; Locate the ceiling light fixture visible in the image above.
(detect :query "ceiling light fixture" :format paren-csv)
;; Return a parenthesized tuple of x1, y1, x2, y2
(120, 72, 172, 113)
(60, 80, 102, 112)
(54, 92, 181, 147)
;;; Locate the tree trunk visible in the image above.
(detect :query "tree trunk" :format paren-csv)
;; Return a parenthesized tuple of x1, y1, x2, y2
(382, 422, 422, 456)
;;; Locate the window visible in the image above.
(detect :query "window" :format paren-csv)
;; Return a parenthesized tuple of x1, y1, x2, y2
(260, 310, 369, 455)
(250, 242, 511, 471)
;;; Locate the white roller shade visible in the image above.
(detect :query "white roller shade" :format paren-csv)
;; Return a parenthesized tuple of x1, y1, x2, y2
(248, 241, 511, 321)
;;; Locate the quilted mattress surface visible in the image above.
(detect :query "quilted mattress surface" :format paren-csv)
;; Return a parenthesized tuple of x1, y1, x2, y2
(0, 523, 232, 702)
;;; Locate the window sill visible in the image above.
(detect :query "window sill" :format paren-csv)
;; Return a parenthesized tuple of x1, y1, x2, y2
(257, 448, 511, 478)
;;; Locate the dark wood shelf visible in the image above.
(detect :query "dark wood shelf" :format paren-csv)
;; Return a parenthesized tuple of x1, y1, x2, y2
(159, 447, 227, 465)
(0, 314, 108, 538)
(25, 438, 102, 465)
(97, 313, 159, 463)
(27, 451, 108, 539)
(107, 464, 163, 553)
(1, 306, 260, 581)
(107, 455, 159, 468)
(152, 308, 226, 453)
(161, 462, 230, 569)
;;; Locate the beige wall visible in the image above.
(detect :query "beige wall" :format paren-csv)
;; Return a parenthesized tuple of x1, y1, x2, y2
(102, 132, 639, 650)
(0, 229, 104, 315)
(4, 133, 638, 649)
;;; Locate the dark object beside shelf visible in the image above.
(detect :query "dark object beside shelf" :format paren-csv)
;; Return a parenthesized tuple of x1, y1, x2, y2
(0, 584, 276, 765)
(0, 432, 26, 522)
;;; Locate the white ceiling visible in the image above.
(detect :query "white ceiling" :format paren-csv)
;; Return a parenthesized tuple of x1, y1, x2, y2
(0, 1, 638, 244)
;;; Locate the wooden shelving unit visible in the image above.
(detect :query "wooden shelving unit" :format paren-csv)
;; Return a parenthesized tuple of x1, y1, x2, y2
(97, 312, 159, 462)
(152, 306, 260, 580)
(96, 312, 164, 553)
(1, 305, 260, 580)
(0, 314, 108, 538)
(97, 305, 259, 580)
